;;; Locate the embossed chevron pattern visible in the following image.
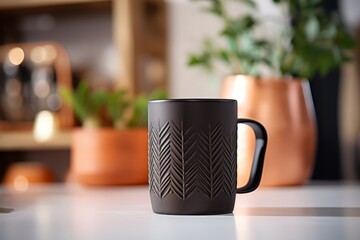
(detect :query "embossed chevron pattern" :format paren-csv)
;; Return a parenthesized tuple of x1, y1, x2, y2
(222, 126, 237, 196)
(148, 121, 171, 198)
(183, 124, 198, 199)
(170, 121, 198, 199)
(149, 121, 236, 199)
(197, 122, 224, 199)
(148, 123, 156, 194)
(169, 121, 185, 199)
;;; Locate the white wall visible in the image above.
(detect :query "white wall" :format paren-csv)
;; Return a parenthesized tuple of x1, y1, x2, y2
(167, 0, 222, 98)
(166, 0, 281, 98)
(339, 0, 360, 179)
(340, 0, 360, 31)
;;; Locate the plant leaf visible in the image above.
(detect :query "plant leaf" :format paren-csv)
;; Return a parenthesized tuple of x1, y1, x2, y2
(305, 17, 320, 41)
(234, 0, 257, 8)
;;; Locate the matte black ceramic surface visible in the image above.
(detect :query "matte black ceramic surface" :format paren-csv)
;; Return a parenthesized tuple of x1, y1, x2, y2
(148, 99, 267, 215)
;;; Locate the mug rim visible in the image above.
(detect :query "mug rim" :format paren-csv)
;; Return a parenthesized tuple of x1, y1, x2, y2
(149, 98, 236, 103)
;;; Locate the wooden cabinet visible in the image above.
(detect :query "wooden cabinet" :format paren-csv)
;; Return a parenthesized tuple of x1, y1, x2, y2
(0, 0, 167, 149)
(114, 0, 167, 94)
(0, 0, 167, 93)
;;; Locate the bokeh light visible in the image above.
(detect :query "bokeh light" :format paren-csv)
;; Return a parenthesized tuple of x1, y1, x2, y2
(8, 47, 25, 65)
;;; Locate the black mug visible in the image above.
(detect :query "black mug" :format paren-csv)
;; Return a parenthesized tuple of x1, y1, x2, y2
(148, 99, 267, 215)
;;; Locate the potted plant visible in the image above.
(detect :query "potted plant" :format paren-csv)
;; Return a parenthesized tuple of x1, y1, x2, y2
(188, 0, 355, 186)
(61, 83, 167, 186)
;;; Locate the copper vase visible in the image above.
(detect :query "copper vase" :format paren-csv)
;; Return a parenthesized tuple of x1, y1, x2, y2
(221, 75, 317, 186)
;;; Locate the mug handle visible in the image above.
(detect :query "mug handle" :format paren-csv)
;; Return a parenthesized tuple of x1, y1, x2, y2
(236, 119, 268, 194)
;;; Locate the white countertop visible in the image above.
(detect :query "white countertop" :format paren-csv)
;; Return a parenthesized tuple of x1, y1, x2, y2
(0, 183, 360, 240)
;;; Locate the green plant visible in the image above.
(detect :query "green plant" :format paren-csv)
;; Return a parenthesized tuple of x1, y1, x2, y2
(188, 0, 355, 79)
(60, 82, 167, 129)
(105, 89, 129, 129)
(128, 89, 168, 127)
(60, 82, 107, 128)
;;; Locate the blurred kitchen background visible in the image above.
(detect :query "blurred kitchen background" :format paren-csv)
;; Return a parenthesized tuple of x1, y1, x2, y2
(0, 0, 360, 184)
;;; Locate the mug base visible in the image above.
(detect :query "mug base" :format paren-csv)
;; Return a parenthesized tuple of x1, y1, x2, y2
(150, 191, 236, 215)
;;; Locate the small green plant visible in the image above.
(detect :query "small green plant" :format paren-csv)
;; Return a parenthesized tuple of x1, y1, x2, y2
(105, 89, 129, 129)
(60, 82, 167, 129)
(60, 82, 107, 128)
(188, 0, 355, 79)
(128, 89, 168, 127)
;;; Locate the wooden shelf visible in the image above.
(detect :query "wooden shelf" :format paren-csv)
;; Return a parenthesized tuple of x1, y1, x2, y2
(0, 0, 167, 94)
(0, 0, 167, 152)
(0, 131, 72, 151)
(0, 0, 108, 9)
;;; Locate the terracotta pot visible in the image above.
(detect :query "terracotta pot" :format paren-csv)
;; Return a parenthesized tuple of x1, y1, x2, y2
(4, 162, 54, 189)
(71, 128, 148, 186)
(221, 75, 317, 186)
